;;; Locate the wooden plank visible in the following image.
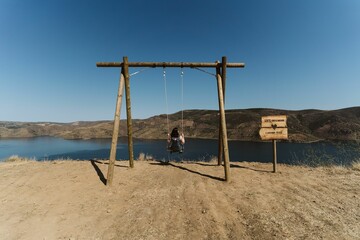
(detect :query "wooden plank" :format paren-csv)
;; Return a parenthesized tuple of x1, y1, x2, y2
(261, 115, 287, 128)
(259, 127, 288, 140)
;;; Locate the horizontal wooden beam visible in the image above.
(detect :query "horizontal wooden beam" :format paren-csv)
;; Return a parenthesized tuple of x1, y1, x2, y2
(96, 61, 245, 68)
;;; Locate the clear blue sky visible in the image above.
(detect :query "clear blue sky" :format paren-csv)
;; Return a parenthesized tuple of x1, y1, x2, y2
(1, 0, 359, 122)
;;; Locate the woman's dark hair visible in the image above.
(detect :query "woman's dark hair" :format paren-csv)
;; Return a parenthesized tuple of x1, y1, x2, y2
(170, 127, 179, 138)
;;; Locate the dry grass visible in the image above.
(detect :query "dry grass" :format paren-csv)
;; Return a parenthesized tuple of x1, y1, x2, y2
(3, 155, 75, 163)
(137, 152, 154, 161)
(352, 159, 360, 171)
(4, 155, 34, 162)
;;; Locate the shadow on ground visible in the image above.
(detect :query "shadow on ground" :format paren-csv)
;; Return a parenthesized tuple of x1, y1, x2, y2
(89, 160, 129, 185)
(150, 160, 225, 181)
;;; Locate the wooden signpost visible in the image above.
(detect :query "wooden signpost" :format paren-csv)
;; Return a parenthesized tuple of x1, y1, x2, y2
(259, 115, 288, 172)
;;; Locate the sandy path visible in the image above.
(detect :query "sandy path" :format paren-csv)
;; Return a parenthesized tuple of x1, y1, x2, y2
(0, 159, 359, 239)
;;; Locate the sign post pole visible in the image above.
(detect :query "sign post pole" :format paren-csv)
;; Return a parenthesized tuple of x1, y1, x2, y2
(272, 139, 277, 173)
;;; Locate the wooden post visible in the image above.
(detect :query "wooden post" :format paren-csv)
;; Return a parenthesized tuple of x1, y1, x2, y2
(216, 73, 230, 182)
(219, 57, 228, 165)
(217, 57, 228, 166)
(221, 56, 227, 112)
(123, 56, 134, 168)
(272, 140, 277, 173)
(106, 71, 125, 186)
(216, 62, 223, 166)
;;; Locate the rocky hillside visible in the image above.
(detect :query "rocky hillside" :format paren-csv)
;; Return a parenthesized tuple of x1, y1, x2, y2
(1, 107, 360, 142)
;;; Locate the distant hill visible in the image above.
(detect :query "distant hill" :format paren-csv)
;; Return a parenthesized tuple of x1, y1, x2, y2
(1, 107, 360, 142)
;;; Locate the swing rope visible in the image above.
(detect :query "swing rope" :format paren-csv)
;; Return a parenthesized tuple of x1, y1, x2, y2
(163, 67, 185, 135)
(180, 68, 184, 133)
(193, 67, 216, 77)
(163, 68, 170, 134)
(129, 67, 149, 77)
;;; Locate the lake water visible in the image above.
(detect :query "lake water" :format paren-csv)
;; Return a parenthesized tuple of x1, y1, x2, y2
(0, 137, 359, 166)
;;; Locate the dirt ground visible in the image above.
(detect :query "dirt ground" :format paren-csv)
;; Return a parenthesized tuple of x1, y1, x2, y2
(0, 159, 359, 240)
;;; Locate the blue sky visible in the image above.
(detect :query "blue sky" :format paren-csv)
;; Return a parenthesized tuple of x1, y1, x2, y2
(1, 0, 359, 122)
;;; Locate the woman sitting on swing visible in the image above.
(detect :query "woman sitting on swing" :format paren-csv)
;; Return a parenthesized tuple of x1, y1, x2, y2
(167, 127, 185, 153)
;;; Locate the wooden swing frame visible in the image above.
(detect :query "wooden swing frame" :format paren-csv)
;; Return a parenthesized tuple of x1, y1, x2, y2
(96, 56, 245, 185)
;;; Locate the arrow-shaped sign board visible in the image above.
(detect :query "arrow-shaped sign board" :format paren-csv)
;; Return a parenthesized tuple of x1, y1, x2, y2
(259, 127, 288, 140)
(260, 115, 288, 140)
(261, 115, 287, 128)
